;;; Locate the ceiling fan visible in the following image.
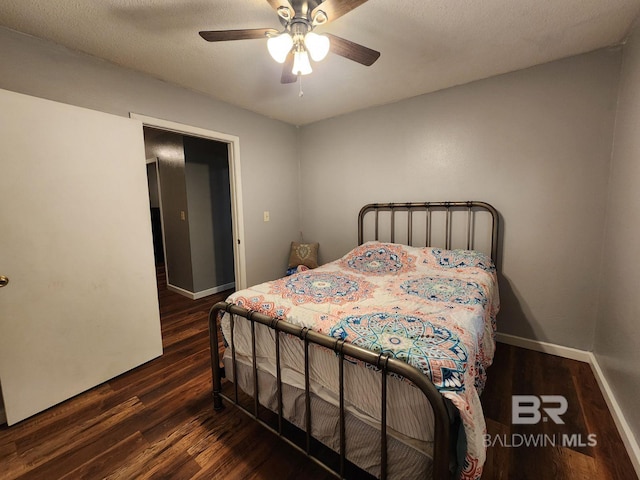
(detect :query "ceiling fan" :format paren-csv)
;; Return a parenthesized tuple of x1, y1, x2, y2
(199, 0, 380, 84)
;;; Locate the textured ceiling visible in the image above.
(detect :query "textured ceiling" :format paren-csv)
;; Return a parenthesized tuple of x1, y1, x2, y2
(1, 0, 639, 125)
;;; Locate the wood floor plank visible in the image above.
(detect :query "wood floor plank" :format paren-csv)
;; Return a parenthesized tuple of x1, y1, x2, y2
(105, 408, 219, 480)
(481, 343, 637, 479)
(16, 398, 144, 468)
(138, 374, 215, 444)
(556, 447, 598, 480)
(3, 397, 144, 480)
(570, 360, 637, 480)
(58, 432, 148, 480)
(108, 347, 209, 398)
(483, 418, 510, 480)
(0, 383, 116, 446)
(480, 342, 514, 427)
(0, 438, 17, 459)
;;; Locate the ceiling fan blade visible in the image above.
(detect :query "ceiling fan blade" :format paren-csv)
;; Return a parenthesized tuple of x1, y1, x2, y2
(326, 33, 380, 66)
(281, 52, 298, 84)
(312, 0, 370, 23)
(199, 28, 277, 42)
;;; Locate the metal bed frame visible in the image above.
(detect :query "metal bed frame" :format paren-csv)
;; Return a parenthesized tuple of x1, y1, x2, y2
(208, 201, 499, 480)
(358, 201, 499, 263)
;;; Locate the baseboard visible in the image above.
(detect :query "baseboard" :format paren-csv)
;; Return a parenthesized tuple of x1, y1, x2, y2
(496, 332, 640, 477)
(166, 284, 196, 299)
(495, 332, 592, 362)
(167, 282, 235, 300)
(193, 282, 235, 300)
(588, 352, 640, 478)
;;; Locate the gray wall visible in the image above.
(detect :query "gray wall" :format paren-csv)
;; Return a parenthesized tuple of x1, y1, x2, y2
(150, 130, 194, 292)
(146, 163, 160, 208)
(298, 48, 622, 351)
(184, 136, 235, 292)
(145, 128, 235, 294)
(595, 22, 640, 448)
(0, 26, 299, 286)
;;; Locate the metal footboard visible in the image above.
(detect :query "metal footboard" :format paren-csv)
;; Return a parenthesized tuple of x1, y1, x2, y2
(208, 301, 454, 480)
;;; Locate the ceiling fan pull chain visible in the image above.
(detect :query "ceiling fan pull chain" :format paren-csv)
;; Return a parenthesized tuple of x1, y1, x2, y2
(298, 75, 304, 97)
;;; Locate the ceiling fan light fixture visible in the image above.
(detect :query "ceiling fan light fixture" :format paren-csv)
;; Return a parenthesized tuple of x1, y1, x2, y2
(312, 10, 328, 26)
(199, 0, 380, 84)
(267, 32, 293, 63)
(276, 5, 291, 21)
(304, 32, 330, 62)
(292, 49, 313, 76)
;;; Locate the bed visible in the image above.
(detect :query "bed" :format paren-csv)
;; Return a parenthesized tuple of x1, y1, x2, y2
(208, 201, 500, 480)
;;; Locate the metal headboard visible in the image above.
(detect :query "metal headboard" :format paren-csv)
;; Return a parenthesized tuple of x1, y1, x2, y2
(358, 201, 499, 263)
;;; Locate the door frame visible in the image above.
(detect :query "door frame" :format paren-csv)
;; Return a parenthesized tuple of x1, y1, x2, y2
(131, 113, 247, 291)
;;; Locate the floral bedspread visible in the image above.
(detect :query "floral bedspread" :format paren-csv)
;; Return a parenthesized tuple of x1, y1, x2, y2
(225, 241, 499, 480)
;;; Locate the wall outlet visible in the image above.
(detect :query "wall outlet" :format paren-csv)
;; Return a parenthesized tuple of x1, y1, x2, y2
(263, 211, 270, 222)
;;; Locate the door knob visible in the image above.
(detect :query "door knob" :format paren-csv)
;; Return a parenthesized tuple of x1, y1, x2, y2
(0, 276, 9, 287)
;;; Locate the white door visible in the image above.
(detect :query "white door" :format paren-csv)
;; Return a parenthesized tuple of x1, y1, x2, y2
(0, 89, 163, 425)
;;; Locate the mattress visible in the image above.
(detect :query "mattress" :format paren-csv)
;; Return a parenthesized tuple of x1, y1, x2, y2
(223, 354, 435, 479)
(221, 313, 438, 445)
(220, 241, 499, 480)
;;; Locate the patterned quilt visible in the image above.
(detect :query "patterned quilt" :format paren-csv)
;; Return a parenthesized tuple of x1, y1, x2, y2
(225, 241, 499, 480)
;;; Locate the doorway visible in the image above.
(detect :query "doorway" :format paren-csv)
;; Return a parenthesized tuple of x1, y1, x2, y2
(133, 114, 246, 297)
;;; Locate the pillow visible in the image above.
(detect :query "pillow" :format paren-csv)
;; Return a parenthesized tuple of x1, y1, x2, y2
(288, 242, 319, 269)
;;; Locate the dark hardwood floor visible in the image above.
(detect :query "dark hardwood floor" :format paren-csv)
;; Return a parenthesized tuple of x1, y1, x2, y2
(481, 345, 637, 479)
(0, 268, 332, 480)
(0, 267, 636, 479)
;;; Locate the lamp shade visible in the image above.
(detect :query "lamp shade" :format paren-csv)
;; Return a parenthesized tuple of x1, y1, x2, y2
(304, 32, 330, 62)
(267, 33, 293, 63)
(292, 50, 312, 75)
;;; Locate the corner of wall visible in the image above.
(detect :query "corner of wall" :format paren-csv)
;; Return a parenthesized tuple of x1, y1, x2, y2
(294, 124, 304, 242)
(589, 352, 640, 478)
(590, 16, 640, 478)
(591, 41, 626, 351)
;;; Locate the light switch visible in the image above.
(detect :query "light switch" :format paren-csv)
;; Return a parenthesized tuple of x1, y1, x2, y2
(263, 211, 270, 222)
(180, 210, 186, 221)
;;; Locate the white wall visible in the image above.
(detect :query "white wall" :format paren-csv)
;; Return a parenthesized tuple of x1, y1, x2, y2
(0, 26, 299, 286)
(595, 21, 640, 449)
(298, 48, 622, 350)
